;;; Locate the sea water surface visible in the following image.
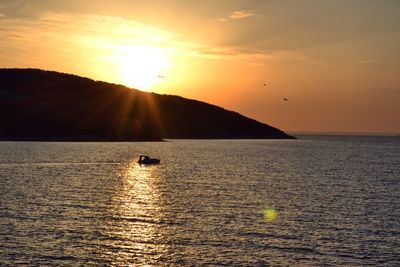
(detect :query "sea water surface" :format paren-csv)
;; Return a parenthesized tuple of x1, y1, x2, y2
(0, 136, 399, 266)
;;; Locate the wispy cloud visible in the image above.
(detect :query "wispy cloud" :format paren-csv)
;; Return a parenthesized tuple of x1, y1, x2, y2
(194, 47, 237, 58)
(0, 0, 38, 19)
(229, 10, 255, 19)
(218, 9, 256, 22)
(357, 60, 374, 64)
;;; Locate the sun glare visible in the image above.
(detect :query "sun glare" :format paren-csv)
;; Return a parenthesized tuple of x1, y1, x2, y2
(116, 45, 172, 91)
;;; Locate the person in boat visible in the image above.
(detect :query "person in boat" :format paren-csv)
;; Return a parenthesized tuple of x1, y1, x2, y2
(138, 155, 148, 163)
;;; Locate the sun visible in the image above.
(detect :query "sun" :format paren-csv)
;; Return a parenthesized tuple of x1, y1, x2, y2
(117, 45, 171, 91)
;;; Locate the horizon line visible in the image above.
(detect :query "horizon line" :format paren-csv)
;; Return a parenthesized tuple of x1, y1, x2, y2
(288, 131, 399, 136)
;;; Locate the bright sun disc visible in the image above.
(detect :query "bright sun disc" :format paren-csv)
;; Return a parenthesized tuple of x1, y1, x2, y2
(117, 45, 171, 91)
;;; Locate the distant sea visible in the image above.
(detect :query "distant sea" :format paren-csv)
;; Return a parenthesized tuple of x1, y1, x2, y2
(1, 136, 399, 266)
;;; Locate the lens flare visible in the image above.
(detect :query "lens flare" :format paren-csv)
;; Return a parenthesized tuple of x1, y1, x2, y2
(263, 208, 278, 222)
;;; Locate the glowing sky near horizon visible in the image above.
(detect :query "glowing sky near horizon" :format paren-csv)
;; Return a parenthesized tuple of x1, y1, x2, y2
(1, 0, 399, 133)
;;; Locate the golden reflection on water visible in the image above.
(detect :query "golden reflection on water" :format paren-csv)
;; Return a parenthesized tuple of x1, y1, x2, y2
(108, 159, 167, 264)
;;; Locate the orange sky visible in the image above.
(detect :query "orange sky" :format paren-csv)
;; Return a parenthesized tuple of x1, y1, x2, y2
(1, 0, 399, 134)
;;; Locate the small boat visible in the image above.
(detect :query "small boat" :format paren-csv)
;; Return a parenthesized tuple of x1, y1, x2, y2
(138, 155, 160, 165)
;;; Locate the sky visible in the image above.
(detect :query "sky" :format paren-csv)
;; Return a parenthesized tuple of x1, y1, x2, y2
(1, 0, 399, 134)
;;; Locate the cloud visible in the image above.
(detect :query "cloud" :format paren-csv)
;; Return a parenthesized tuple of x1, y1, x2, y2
(357, 60, 374, 64)
(193, 47, 237, 58)
(0, 0, 38, 18)
(218, 9, 256, 22)
(2, 1, 400, 73)
(229, 10, 255, 19)
(0, 12, 203, 68)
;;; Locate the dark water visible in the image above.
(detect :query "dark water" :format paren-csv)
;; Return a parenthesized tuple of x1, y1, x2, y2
(1, 136, 399, 266)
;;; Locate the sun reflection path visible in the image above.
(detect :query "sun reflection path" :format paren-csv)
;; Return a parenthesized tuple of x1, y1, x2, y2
(107, 159, 168, 265)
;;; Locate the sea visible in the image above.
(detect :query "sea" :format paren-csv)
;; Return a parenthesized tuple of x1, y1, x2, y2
(0, 135, 399, 266)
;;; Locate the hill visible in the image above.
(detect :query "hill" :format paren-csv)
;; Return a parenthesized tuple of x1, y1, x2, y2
(0, 68, 295, 140)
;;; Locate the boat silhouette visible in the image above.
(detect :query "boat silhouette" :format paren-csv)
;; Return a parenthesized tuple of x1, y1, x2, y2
(138, 155, 160, 165)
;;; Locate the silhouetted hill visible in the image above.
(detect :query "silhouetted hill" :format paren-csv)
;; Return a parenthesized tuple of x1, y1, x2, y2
(0, 68, 295, 140)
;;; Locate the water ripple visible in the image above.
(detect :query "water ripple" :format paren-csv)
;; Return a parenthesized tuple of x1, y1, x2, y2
(1, 138, 399, 266)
